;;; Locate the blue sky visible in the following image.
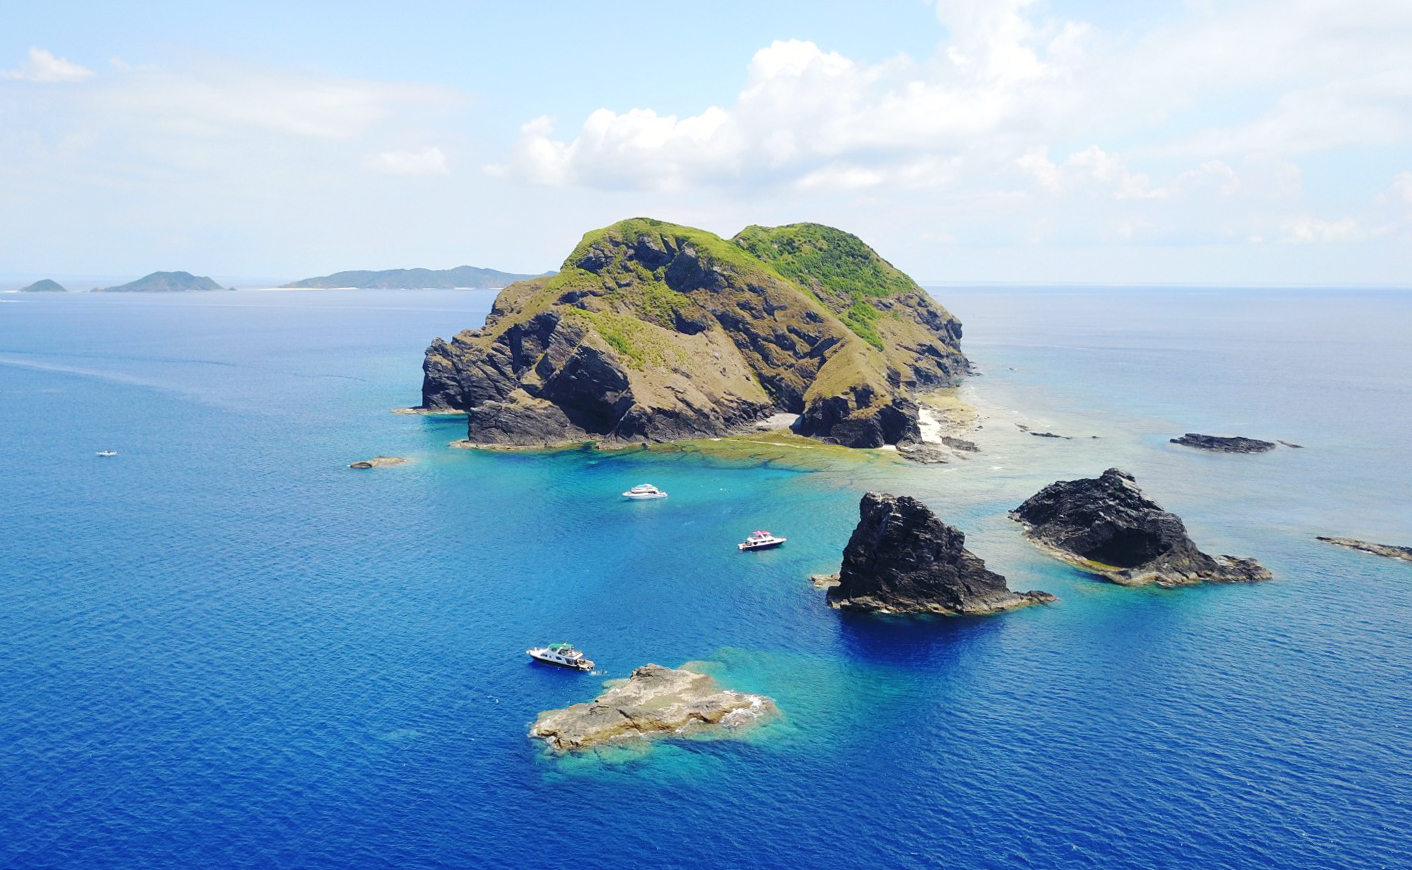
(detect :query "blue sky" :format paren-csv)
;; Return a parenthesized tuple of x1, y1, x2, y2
(3, 0, 1409, 286)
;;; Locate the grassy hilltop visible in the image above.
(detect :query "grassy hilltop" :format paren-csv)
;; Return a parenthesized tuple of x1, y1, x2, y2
(421, 218, 967, 448)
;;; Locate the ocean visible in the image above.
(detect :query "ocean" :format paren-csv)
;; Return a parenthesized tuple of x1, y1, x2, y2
(1, 287, 1409, 869)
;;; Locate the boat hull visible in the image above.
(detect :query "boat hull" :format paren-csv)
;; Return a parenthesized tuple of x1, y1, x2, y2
(528, 651, 594, 671)
(739, 540, 785, 551)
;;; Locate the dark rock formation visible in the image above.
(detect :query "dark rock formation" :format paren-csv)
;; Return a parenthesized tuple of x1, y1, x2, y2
(529, 664, 777, 752)
(20, 278, 65, 292)
(1317, 536, 1412, 563)
(1171, 433, 1276, 453)
(825, 492, 1054, 614)
(1012, 468, 1272, 586)
(420, 218, 967, 448)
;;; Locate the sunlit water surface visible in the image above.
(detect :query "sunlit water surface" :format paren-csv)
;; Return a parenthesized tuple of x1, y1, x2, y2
(1, 288, 1408, 869)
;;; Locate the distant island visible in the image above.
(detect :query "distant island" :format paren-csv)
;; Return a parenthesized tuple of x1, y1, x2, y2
(419, 217, 968, 448)
(20, 279, 66, 292)
(282, 265, 545, 289)
(95, 271, 229, 293)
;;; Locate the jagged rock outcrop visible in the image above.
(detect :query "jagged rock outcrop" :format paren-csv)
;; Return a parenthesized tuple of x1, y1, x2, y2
(824, 492, 1055, 614)
(420, 218, 968, 448)
(1012, 468, 1272, 586)
(1317, 536, 1412, 563)
(529, 664, 777, 752)
(1171, 433, 1276, 453)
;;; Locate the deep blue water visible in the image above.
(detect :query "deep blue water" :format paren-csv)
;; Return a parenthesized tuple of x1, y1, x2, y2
(2, 288, 1409, 869)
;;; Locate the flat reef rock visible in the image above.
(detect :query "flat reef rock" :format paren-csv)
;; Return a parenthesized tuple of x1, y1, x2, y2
(529, 664, 777, 752)
(825, 492, 1054, 614)
(348, 456, 408, 468)
(420, 218, 967, 449)
(1171, 433, 1276, 453)
(1012, 468, 1272, 587)
(1317, 536, 1412, 563)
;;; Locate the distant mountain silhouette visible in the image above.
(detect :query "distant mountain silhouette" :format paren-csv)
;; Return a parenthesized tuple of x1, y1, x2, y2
(282, 265, 545, 289)
(96, 271, 228, 292)
(20, 278, 66, 292)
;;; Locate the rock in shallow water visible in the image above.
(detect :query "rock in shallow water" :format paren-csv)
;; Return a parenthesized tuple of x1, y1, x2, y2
(1317, 536, 1412, 563)
(1171, 433, 1276, 453)
(825, 492, 1054, 614)
(529, 664, 777, 752)
(1012, 468, 1271, 587)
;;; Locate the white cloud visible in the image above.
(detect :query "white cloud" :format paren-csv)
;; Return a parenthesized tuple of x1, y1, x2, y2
(91, 61, 456, 141)
(2, 48, 94, 83)
(494, 0, 1412, 253)
(362, 147, 449, 176)
(1392, 171, 1412, 206)
(1281, 215, 1365, 243)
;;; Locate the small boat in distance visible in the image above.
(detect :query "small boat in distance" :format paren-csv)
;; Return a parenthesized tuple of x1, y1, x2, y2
(527, 643, 595, 671)
(95, 451, 117, 457)
(622, 483, 667, 500)
(739, 530, 787, 551)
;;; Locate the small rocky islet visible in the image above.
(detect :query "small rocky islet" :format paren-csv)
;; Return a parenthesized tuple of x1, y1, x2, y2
(820, 492, 1054, 615)
(1012, 468, 1272, 587)
(1171, 433, 1277, 453)
(1317, 537, 1412, 563)
(529, 664, 777, 752)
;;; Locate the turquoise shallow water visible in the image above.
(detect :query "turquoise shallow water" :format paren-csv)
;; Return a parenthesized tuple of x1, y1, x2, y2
(1, 288, 1409, 869)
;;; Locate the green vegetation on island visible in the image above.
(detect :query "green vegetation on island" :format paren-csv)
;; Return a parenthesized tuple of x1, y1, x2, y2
(282, 265, 545, 289)
(421, 217, 969, 449)
(95, 271, 228, 293)
(20, 279, 66, 293)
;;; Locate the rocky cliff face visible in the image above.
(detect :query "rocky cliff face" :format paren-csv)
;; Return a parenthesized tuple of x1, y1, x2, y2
(1012, 468, 1272, 586)
(420, 218, 967, 448)
(825, 492, 1055, 614)
(529, 664, 777, 752)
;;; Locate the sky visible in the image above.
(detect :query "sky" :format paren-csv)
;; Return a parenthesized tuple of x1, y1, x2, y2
(2, 0, 1410, 287)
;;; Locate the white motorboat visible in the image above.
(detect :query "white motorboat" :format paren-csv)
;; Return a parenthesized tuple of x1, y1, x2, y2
(738, 530, 787, 551)
(95, 451, 117, 457)
(622, 483, 667, 500)
(527, 643, 595, 671)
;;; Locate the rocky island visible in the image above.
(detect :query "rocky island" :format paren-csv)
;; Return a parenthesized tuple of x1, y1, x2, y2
(1171, 433, 1276, 453)
(1317, 536, 1412, 563)
(20, 279, 66, 293)
(95, 271, 229, 293)
(529, 663, 777, 752)
(419, 218, 967, 448)
(283, 265, 542, 289)
(821, 492, 1055, 614)
(1012, 468, 1272, 586)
